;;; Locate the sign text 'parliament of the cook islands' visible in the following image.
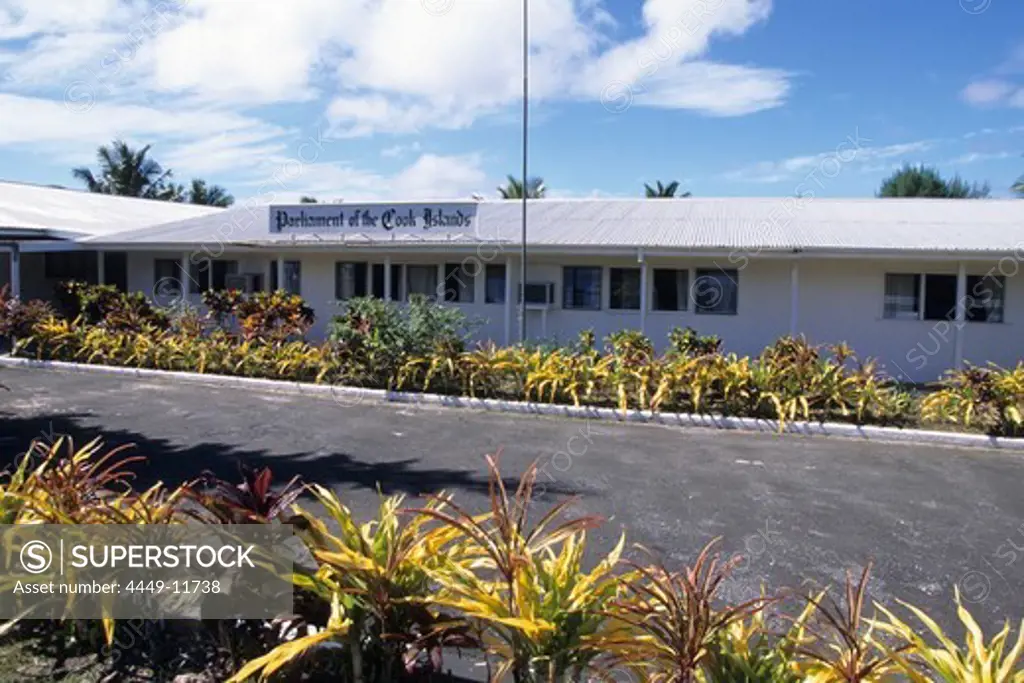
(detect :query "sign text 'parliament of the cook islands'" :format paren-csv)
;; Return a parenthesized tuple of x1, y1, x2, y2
(271, 204, 478, 234)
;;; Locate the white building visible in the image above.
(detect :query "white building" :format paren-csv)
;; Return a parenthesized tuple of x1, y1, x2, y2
(3, 183, 1024, 383)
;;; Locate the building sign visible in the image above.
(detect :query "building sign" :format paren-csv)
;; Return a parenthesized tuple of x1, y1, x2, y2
(270, 203, 478, 234)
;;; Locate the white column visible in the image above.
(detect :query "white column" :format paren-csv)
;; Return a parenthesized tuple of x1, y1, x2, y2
(789, 260, 800, 336)
(504, 256, 514, 346)
(384, 255, 392, 300)
(207, 257, 213, 291)
(10, 246, 20, 299)
(96, 251, 105, 286)
(400, 264, 408, 301)
(954, 261, 967, 369)
(437, 262, 446, 302)
(639, 250, 648, 335)
(180, 251, 190, 298)
(276, 257, 286, 293)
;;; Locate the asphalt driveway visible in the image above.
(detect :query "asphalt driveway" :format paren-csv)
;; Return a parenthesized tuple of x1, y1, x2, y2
(2, 366, 1022, 635)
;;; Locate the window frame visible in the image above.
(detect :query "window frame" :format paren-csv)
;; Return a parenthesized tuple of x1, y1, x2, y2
(283, 261, 302, 296)
(609, 267, 641, 311)
(335, 262, 368, 301)
(883, 272, 1006, 324)
(562, 266, 603, 310)
(443, 262, 476, 303)
(652, 268, 689, 312)
(693, 268, 738, 315)
(406, 264, 439, 301)
(966, 274, 1006, 323)
(485, 264, 506, 304)
(154, 258, 182, 296)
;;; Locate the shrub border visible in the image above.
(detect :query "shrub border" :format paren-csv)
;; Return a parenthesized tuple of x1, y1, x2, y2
(4, 354, 1023, 452)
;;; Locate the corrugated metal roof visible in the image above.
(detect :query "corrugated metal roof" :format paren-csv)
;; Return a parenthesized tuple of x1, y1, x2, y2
(84, 198, 1024, 254)
(0, 180, 223, 238)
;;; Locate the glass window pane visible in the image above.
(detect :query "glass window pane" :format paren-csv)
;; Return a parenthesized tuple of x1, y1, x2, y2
(694, 269, 738, 315)
(967, 275, 1005, 323)
(189, 258, 209, 294)
(212, 260, 239, 291)
(924, 274, 957, 321)
(407, 265, 438, 300)
(372, 264, 386, 299)
(610, 268, 641, 310)
(563, 267, 602, 310)
(883, 273, 919, 319)
(486, 264, 506, 304)
(154, 259, 182, 297)
(653, 269, 687, 311)
(284, 261, 301, 295)
(443, 263, 475, 303)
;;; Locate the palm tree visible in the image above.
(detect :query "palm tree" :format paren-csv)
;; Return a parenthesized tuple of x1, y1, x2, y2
(1013, 176, 1024, 196)
(299, 196, 319, 204)
(187, 179, 234, 207)
(72, 140, 175, 199)
(644, 180, 691, 198)
(498, 175, 546, 199)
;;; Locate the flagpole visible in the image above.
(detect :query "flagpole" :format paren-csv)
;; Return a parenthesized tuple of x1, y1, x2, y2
(518, 0, 529, 344)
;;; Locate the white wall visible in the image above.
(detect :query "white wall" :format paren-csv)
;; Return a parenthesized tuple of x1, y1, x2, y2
(121, 250, 1024, 383)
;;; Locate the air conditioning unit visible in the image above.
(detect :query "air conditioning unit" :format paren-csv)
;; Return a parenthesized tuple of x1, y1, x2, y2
(225, 273, 263, 293)
(520, 282, 555, 307)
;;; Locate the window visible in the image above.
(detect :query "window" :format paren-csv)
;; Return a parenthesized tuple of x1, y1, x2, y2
(443, 263, 476, 303)
(270, 261, 301, 293)
(486, 264, 506, 304)
(391, 265, 402, 301)
(653, 269, 688, 311)
(188, 259, 209, 294)
(189, 259, 239, 293)
(212, 261, 239, 291)
(44, 252, 93, 281)
(284, 261, 301, 295)
(923, 274, 957, 321)
(694, 269, 738, 315)
(609, 267, 641, 310)
(406, 265, 438, 300)
(967, 275, 1005, 323)
(563, 266, 602, 310)
(335, 262, 368, 300)
(883, 274, 920, 319)
(372, 264, 386, 299)
(154, 258, 182, 296)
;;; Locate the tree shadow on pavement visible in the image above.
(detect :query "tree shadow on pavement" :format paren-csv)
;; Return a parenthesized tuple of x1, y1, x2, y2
(0, 410, 585, 502)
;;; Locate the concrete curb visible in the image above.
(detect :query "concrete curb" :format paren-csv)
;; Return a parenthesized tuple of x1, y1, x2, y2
(3, 355, 1022, 452)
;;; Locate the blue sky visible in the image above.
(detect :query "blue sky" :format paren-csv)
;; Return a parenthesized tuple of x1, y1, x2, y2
(0, 0, 1022, 200)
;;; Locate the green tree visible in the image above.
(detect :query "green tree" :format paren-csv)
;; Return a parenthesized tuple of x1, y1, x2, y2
(878, 164, 990, 198)
(299, 196, 319, 203)
(1013, 177, 1024, 196)
(644, 180, 691, 198)
(498, 175, 546, 199)
(186, 179, 234, 207)
(72, 140, 176, 199)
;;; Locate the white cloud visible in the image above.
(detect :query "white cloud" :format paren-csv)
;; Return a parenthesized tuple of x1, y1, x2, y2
(324, 0, 790, 134)
(380, 142, 422, 159)
(0, 0, 791, 198)
(961, 79, 1017, 106)
(249, 153, 488, 203)
(722, 140, 936, 184)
